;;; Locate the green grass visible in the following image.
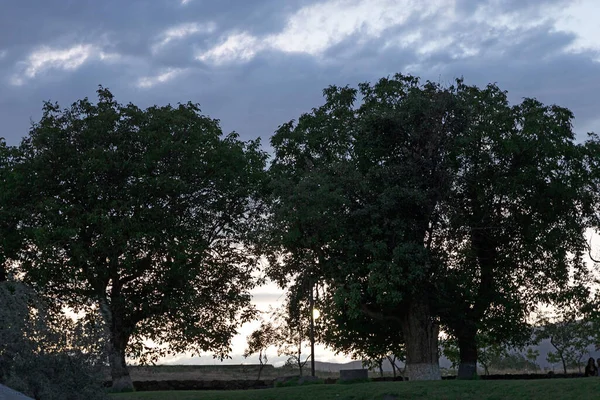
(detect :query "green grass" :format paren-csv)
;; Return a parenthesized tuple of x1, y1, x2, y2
(110, 378, 600, 400)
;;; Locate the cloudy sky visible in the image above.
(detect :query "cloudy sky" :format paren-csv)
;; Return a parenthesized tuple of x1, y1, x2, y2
(2, 0, 600, 365)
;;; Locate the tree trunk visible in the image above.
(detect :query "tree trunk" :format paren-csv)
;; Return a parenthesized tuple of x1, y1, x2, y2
(108, 333, 134, 392)
(559, 353, 568, 375)
(257, 350, 264, 381)
(99, 298, 134, 392)
(387, 356, 397, 377)
(457, 330, 478, 379)
(402, 299, 441, 381)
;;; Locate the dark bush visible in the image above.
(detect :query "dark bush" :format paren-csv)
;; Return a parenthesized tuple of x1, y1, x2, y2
(0, 281, 108, 400)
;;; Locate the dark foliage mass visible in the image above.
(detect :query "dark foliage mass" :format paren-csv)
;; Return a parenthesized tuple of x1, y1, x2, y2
(1, 88, 268, 391)
(0, 281, 107, 400)
(1, 72, 599, 394)
(265, 74, 599, 380)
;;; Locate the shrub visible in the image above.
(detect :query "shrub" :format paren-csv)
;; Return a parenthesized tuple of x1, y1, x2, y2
(0, 281, 108, 400)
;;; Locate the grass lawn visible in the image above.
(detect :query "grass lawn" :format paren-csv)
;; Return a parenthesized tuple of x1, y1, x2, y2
(111, 378, 600, 400)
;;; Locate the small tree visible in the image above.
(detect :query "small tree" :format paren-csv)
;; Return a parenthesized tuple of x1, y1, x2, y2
(441, 337, 461, 373)
(535, 288, 596, 374)
(442, 333, 506, 376)
(536, 318, 594, 374)
(386, 354, 405, 378)
(243, 320, 278, 380)
(246, 297, 314, 377)
(525, 348, 540, 373)
(362, 357, 385, 377)
(275, 305, 312, 376)
(318, 289, 405, 378)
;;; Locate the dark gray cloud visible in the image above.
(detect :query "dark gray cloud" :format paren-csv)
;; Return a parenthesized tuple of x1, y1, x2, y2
(1, 0, 599, 150)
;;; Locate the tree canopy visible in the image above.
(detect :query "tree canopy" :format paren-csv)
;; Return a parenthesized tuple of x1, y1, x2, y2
(267, 75, 466, 380)
(435, 83, 593, 378)
(266, 73, 596, 380)
(14, 88, 268, 391)
(1, 74, 598, 387)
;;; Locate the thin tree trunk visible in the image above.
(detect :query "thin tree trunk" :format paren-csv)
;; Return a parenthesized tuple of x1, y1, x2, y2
(387, 355, 397, 377)
(457, 329, 478, 379)
(257, 350, 264, 381)
(402, 299, 441, 381)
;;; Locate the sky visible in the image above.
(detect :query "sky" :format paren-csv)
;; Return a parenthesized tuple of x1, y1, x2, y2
(1, 0, 600, 366)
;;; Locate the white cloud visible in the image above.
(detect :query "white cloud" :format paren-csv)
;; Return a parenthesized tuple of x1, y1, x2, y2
(11, 44, 99, 85)
(0, 50, 7, 59)
(266, 0, 445, 55)
(136, 68, 186, 88)
(552, 0, 600, 56)
(196, 0, 600, 67)
(98, 51, 124, 63)
(152, 22, 217, 53)
(194, 0, 459, 65)
(9, 43, 131, 86)
(197, 0, 449, 65)
(471, 2, 556, 31)
(196, 32, 264, 65)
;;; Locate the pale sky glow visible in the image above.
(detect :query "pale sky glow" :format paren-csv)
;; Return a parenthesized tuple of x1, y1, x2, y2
(1, 0, 600, 366)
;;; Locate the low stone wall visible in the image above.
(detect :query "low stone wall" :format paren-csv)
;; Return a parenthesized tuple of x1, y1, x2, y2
(339, 369, 369, 382)
(103, 372, 588, 391)
(371, 377, 407, 382)
(442, 373, 585, 380)
(135, 380, 272, 391)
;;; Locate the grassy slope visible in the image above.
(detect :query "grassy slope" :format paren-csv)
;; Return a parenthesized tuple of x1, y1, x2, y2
(111, 378, 600, 400)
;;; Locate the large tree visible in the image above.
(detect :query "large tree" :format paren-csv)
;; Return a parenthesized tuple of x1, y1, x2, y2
(16, 88, 268, 391)
(435, 83, 593, 378)
(267, 74, 595, 381)
(268, 75, 465, 380)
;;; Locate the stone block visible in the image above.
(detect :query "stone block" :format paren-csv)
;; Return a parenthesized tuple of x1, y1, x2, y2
(339, 368, 369, 382)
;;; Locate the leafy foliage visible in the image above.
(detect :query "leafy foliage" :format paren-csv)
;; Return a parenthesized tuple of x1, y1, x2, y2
(266, 73, 594, 379)
(0, 281, 107, 400)
(535, 288, 597, 374)
(267, 74, 468, 379)
(0, 139, 24, 282)
(435, 82, 592, 377)
(15, 87, 268, 390)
